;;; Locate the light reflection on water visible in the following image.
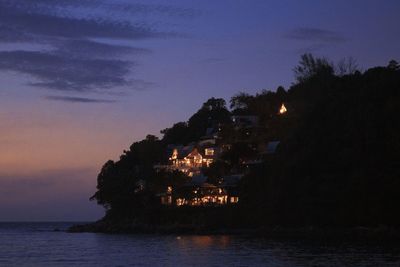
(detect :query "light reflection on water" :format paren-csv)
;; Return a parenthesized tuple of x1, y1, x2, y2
(0, 222, 399, 267)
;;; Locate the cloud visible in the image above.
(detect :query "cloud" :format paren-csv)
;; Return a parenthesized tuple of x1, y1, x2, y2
(284, 27, 347, 49)
(0, 1, 199, 19)
(106, 2, 201, 18)
(0, 0, 190, 96)
(285, 27, 346, 44)
(285, 27, 346, 54)
(56, 39, 151, 58)
(0, 2, 169, 41)
(44, 95, 117, 103)
(0, 50, 132, 91)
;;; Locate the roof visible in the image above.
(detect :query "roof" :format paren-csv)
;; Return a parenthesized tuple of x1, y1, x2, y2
(231, 115, 259, 128)
(186, 148, 201, 158)
(266, 141, 280, 154)
(191, 173, 208, 184)
(205, 127, 215, 136)
(167, 144, 194, 159)
(221, 174, 243, 186)
(198, 138, 216, 146)
(200, 183, 217, 188)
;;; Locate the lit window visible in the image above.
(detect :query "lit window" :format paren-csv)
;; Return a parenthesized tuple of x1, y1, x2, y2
(205, 148, 214, 156)
(230, 197, 239, 203)
(176, 198, 184, 206)
(171, 149, 178, 160)
(279, 103, 287, 114)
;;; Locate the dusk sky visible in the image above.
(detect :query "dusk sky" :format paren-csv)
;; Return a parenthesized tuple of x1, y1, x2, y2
(1, 0, 399, 221)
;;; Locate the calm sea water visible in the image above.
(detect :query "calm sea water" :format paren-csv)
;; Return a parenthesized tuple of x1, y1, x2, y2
(0, 222, 399, 267)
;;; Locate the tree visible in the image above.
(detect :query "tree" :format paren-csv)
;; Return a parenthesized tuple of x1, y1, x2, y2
(90, 160, 136, 214)
(145, 134, 159, 142)
(276, 86, 287, 99)
(161, 122, 190, 144)
(336, 57, 359, 76)
(387, 59, 399, 70)
(293, 53, 334, 83)
(187, 97, 231, 140)
(202, 97, 227, 110)
(230, 92, 253, 111)
(203, 160, 231, 184)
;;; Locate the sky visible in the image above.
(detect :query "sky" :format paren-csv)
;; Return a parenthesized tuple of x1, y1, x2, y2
(0, 0, 399, 221)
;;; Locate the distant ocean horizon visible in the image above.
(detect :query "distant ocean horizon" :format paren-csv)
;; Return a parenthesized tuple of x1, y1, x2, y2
(1, 222, 400, 267)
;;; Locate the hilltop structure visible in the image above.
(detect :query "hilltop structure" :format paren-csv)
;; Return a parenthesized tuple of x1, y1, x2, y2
(155, 104, 285, 207)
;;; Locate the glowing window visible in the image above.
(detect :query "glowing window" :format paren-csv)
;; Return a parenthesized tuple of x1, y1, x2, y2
(279, 103, 287, 114)
(205, 148, 214, 156)
(171, 149, 178, 160)
(230, 197, 239, 203)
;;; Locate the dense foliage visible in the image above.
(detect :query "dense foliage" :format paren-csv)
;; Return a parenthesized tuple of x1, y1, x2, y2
(91, 55, 400, 228)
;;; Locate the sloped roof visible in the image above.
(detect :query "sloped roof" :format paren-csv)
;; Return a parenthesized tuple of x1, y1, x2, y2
(206, 127, 215, 136)
(221, 174, 243, 186)
(266, 141, 280, 154)
(186, 148, 201, 158)
(201, 183, 217, 188)
(191, 173, 207, 184)
(167, 144, 194, 159)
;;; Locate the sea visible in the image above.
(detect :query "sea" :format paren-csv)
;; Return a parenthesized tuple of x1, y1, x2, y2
(0, 222, 399, 267)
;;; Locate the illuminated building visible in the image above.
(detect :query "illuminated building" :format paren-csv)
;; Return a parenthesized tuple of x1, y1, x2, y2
(174, 183, 228, 206)
(165, 146, 217, 175)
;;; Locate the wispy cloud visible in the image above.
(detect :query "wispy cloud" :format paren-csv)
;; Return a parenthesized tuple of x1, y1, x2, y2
(44, 95, 116, 103)
(285, 27, 346, 43)
(285, 27, 346, 53)
(0, 0, 192, 98)
(1, 1, 200, 19)
(0, 50, 132, 91)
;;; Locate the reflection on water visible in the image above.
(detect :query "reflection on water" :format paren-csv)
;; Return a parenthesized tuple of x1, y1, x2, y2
(0, 222, 399, 267)
(176, 235, 232, 248)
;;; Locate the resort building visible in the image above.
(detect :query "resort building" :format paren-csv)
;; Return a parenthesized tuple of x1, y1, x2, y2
(164, 145, 218, 176)
(175, 183, 228, 206)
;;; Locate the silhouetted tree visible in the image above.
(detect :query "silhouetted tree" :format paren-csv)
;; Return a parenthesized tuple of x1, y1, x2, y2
(293, 53, 334, 83)
(336, 57, 359, 76)
(388, 59, 399, 70)
(161, 122, 190, 145)
(187, 97, 231, 140)
(230, 92, 254, 112)
(91, 55, 400, 229)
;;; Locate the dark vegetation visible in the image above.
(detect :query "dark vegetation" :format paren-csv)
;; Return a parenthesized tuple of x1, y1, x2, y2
(88, 54, 400, 231)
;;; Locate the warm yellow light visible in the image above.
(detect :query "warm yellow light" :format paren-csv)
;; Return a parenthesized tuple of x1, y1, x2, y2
(230, 196, 239, 203)
(176, 198, 185, 206)
(205, 148, 214, 156)
(279, 103, 287, 114)
(171, 149, 178, 160)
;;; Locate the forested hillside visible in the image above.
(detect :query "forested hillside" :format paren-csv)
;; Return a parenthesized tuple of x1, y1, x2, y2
(90, 55, 400, 229)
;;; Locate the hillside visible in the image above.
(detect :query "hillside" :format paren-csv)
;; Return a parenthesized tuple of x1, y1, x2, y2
(87, 55, 400, 231)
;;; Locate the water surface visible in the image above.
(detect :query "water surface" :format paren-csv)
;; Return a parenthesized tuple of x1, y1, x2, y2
(0, 222, 399, 266)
